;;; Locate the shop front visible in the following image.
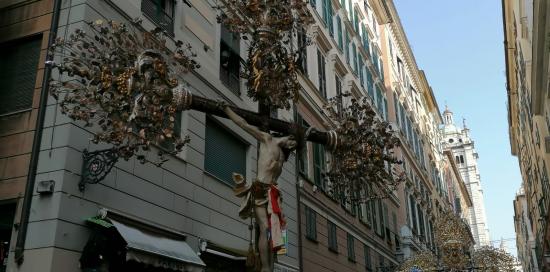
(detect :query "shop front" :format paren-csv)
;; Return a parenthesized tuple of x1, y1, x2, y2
(80, 214, 205, 272)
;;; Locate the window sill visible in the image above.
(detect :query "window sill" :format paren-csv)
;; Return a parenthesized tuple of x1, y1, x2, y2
(0, 108, 32, 118)
(328, 247, 338, 254)
(305, 236, 318, 243)
(347, 257, 356, 263)
(203, 170, 234, 189)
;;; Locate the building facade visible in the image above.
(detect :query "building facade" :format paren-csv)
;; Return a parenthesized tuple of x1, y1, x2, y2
(0, 0, 473, 272)
(514, 185, 539, 272)
(3, 0, 301, 271)
(503, 0, 550, 270)
(441, 107, 491, 248)
(0, 1, 55, 271)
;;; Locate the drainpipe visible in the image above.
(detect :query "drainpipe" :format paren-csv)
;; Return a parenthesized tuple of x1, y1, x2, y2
(14, 0, 63, 264)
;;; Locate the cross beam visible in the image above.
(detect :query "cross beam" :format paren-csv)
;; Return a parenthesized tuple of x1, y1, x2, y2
(182, 91, 338, 149)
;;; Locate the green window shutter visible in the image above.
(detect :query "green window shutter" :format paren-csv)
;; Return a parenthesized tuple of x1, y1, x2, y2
(347, 0, 352, 19)
(327, 2, 334, 36)
(204, 119, 247, 185)
(310, 0, 316, 7)
(364, 245, 372, 271)
(383, 96, 388, 120)
(358, 58, 364, 87)
(337, 17, 343, 50)
(366, 199, 373, 226)
(313, 143, 325, 189)
(317, 50, 327, 98)
(393, 96, 400, 126)
(379, 59, 384, 81)
(377, 199, 384, 237)
(351, 44, 359, 73)
(362, 24, 370, 53)
(353, 9, 359, 33)
(347, 233, 355, 261)
(305, 206, 317, 240)
(0, 36, 42, 115)
(328, 220, 338, 252)
(371, 199, 378, 233)
(366, 69, 374, 99)
(344, 30, 349, 64)
(372, 49, 379, 75)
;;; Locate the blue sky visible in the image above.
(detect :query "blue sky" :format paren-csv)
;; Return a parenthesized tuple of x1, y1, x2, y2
(393, 0, 522, 254)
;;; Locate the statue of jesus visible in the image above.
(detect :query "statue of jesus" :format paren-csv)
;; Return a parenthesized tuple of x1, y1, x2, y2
(224, 106, 297, 272)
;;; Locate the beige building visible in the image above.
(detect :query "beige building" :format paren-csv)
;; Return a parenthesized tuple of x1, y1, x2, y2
(503, 0, 550, 270)
(0, 1, 55, 271)
(514, 185, 539, 272)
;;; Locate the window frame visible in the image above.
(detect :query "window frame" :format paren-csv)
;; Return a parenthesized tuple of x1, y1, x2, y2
(305, 206, 318, 241)
(328, 220, 338, 253)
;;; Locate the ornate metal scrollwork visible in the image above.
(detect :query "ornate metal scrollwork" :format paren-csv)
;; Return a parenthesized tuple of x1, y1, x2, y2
(79, 148, 119, 191)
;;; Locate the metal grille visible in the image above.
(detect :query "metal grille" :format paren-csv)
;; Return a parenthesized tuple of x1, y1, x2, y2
(0, 36, 42, 115)
(141, 0, 174, 36)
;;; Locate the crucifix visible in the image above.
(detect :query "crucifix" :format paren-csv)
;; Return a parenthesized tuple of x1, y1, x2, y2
(48, 1, 403, 271)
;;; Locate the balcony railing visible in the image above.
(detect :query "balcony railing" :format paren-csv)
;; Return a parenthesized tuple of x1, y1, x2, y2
(141, 0, 174, 36)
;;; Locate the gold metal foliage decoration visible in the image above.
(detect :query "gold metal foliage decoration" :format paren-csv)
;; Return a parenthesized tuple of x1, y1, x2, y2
(215, 0, 313, 109)
(324, 94, 405, 201)
(397, 251, 437, 272)
(49, 20, 199, 163)
(434, 212, 474, 270)
(472, 246, 517, 272)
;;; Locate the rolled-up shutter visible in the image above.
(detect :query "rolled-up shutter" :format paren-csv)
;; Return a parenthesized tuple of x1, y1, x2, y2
(204, 119, 247, 185)
(0, 36, 42, 115)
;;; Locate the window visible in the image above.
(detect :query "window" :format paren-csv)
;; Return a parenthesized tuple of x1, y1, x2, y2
(336, 17, 343, 51)
(347, 233, 355, 262)
(364, 245, 373, 271)
(297, 28, 308, 75)
(372, 49, 380, 76)
(335, 75, 343, 115)
(323, 0, 334, 36)
(358, 58, 365, 87)
(353, 8, 359, 33)
(204, 119, 247, 185)
(313, 143, 326, 190)
(418, 205, 425, 240)
(372, 198, 378, 233)
(344, 29, 350, 64)
(328, 220, 338, 252)
(305, 206, 317, 241)
(317, 49, 327, 98)
(366, 68, 374, 98)
(220, 24, 241, 94)
(378, 255, 385, 270)
(377, 199, 384, 237)
(352, 45, 358, 74)
(141, 0, 174, 35)
(362, 24, 370, 53)
(0, 204, 16, 271)
(410, 195, 418, 234)
(0, 36, 42, 115)
(382, 203, 390, 242)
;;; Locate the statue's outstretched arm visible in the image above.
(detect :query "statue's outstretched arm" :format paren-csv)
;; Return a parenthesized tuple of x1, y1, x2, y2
(224, 106, 267, 141)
